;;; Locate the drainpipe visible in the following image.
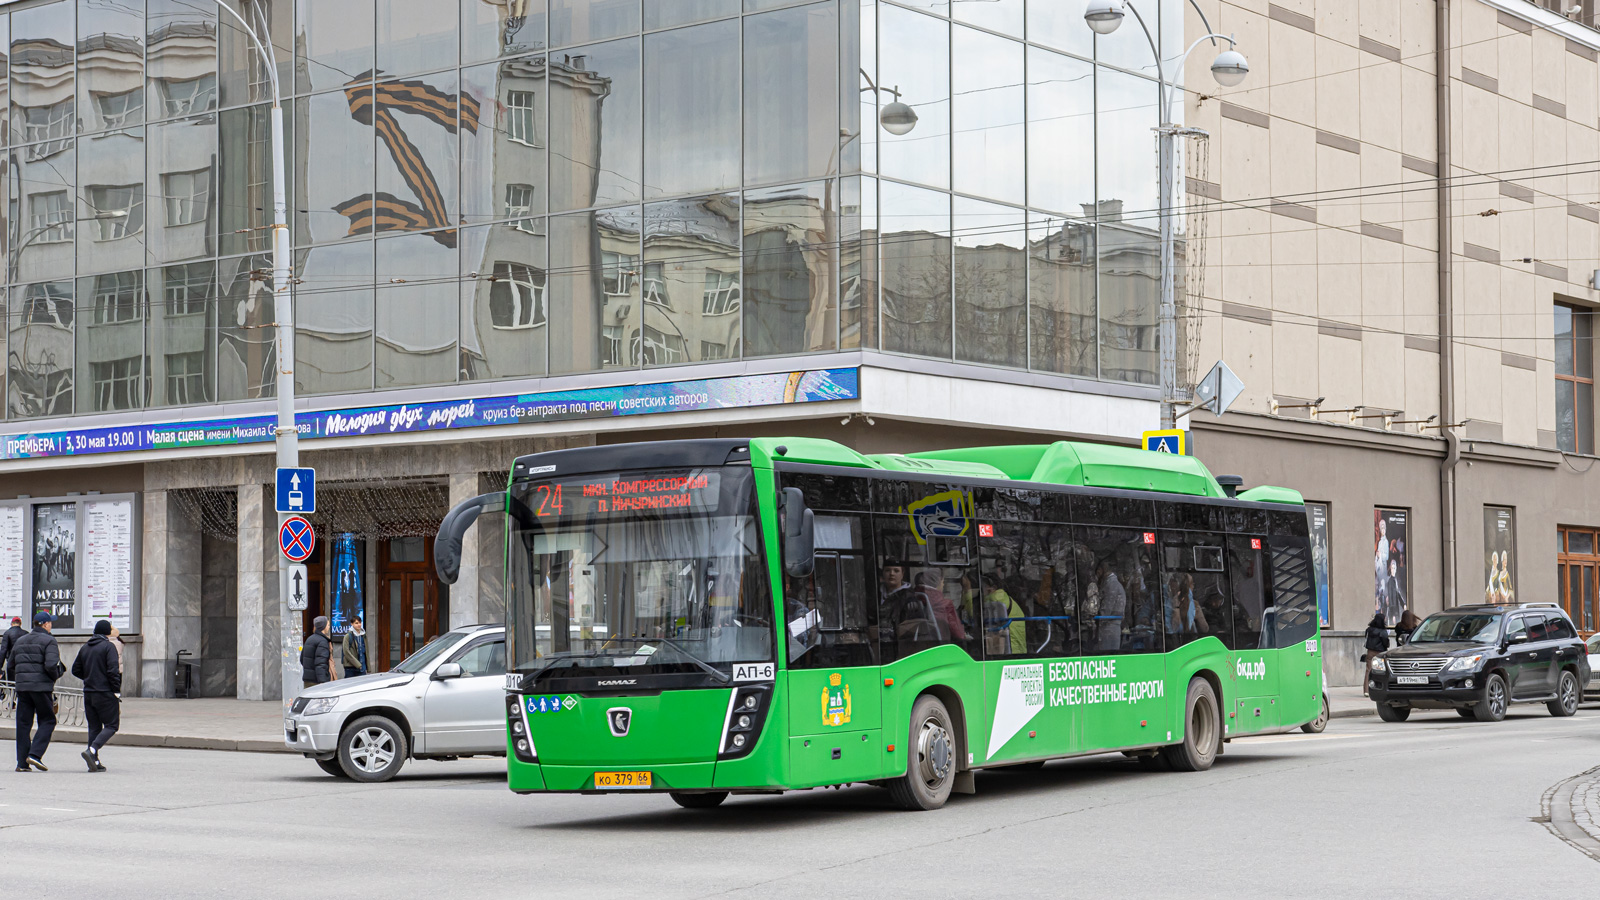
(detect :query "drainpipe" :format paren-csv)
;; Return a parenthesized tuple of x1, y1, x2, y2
(1437, 0, 1460, 609)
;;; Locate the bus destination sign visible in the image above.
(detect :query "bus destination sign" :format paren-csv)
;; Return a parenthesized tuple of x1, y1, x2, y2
(529, 473, 722, 519)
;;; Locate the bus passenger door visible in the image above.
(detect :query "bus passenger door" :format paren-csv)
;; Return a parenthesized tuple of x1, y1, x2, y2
(1226, 536, 1280, 732)
(782, 514, 884, 786)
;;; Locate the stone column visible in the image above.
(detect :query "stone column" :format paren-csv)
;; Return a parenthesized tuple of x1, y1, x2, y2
(448, 472, 480, 629)
(139, 491, 172, 697)
(236, 483, 281, 700)
(138, 491, 202, 698)
(477, 472, 505, 625)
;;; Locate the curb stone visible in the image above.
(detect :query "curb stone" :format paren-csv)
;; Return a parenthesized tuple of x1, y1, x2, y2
(0, 724, 293, 754)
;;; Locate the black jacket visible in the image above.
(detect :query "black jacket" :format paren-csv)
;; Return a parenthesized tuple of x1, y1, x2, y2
(300, 632, 332, 684)
(1364, 623, 1391, 654)
(0, 624, 25, 669)
(71, 634, 122, 694)
(6, 627, 63, 692)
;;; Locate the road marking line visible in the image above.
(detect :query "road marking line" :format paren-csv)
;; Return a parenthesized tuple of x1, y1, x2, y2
(41, 807, 76, 812)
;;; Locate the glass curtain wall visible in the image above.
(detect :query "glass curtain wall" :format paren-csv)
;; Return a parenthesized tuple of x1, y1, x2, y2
(2, 0, 1168, 421)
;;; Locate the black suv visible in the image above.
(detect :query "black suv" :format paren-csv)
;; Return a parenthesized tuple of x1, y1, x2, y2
(1370, 603, 1589, 722)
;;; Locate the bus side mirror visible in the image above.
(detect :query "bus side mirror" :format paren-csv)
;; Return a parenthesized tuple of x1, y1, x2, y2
(434, 492, 504, 584)
(782, 487, 815, 579)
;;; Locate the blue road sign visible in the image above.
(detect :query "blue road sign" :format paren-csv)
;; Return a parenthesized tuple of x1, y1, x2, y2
(279, 516, 316, 563)
(1142, 430, 1186, 455)
(276, 467, 316, 514)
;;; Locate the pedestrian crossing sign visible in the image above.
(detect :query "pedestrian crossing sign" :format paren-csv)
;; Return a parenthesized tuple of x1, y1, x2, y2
(1142, 430, 1186, 455)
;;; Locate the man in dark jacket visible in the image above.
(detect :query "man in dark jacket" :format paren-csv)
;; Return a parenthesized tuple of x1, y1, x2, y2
(8, 611, 63, 772)
(0, 616, 24, 670)
(300, 616, 335, 687)
(71, 620, 122, 772)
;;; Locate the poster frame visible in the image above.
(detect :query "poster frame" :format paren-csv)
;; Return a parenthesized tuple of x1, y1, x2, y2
(14, 493, 141, 636)
(1373, 506, 1410, 627)
(1305, 500, 1332, 629)
(1483, 505, 1517, 605)
(0, 499, 27, 626)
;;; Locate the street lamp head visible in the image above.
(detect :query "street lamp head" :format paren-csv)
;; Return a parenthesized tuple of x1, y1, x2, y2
(1210, 49, 1250, 87)
(1084, 0, 1126, 35)
(880, 99, 918, 136)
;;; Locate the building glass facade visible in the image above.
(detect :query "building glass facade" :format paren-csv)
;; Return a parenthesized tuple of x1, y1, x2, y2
(0, 0, 1173, 422)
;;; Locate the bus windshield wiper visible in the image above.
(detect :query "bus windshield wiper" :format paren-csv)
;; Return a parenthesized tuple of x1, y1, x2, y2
(606, 637, 732, 684)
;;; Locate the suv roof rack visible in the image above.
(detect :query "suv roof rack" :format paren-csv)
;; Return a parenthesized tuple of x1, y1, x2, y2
(1517, 601, 1561, 609)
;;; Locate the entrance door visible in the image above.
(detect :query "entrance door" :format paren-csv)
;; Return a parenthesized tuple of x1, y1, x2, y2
(377, 538, 441, 671)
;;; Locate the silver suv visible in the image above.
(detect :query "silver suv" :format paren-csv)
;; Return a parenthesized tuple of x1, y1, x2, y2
(285, 624, 507, 782)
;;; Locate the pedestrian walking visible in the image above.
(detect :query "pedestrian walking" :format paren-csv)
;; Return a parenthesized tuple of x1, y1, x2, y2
(0, 615, 24, 670)
(1362, 612, 1390, 698)
(71, 620, 121, 772)
(8, 612, 64, 772)
(300, 616, 335, 688)
(342, 616, 368, 678)
(1395, 610, 1421, 646)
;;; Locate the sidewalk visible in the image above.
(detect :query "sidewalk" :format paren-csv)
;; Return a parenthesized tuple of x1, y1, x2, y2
(0, 698, 291, 754)
(1329, 686, 1375, 720)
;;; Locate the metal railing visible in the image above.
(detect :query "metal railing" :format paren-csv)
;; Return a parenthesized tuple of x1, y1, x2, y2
(0, 681, 86, 728)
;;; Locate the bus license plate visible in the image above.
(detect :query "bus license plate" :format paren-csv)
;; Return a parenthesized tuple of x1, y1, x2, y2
(594, 771, 652, 789)
(1396, 675, 1428, 685)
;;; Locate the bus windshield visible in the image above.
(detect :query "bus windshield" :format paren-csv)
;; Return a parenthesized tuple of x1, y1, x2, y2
(505, 466, 773, 679)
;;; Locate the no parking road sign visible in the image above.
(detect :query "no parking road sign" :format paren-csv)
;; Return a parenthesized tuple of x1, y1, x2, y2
(279, 516, 316, 563)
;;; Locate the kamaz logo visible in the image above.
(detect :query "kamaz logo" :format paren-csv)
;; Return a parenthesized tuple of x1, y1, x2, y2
(1236, 659, 1266, 681)
(596, 678, 637, 686)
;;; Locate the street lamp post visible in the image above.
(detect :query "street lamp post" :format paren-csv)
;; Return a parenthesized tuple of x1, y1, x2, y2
(1085, 1, 1248, 430)
(212, 3, 298, 710)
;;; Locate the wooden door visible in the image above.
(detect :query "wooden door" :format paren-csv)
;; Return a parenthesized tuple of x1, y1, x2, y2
(376, 538, 440, 671)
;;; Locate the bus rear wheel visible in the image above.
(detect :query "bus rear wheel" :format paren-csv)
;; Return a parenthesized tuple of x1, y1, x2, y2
(1160, 679, 1221, 772)
(670, 791, 728, 809)
(888, 694, 957, 811)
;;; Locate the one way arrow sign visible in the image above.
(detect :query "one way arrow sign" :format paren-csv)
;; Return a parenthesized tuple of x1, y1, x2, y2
(287, 564, 309, 611)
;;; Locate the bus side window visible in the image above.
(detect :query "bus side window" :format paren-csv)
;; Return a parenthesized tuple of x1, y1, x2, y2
(1267, 535, 1318, 648)
(974, 522, 1071, 659)
(875, 514, 979, 664)
(1225, 536, 1265, 650)
(785, 515, 877, 670)
(1160, 532, 1230, 650)
(1074, 526, 1162, 655)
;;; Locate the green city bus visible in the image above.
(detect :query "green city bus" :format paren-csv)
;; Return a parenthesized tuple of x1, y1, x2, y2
(435, 436, 1324, 810)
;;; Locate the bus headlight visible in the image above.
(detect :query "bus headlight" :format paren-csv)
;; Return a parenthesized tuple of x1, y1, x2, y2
(720, 686, 771, 759)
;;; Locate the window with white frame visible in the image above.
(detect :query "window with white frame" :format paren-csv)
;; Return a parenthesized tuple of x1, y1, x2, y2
(93, 271, 144, 324)
(602, 325, 624, 366)
(164, 263, 214, 315)
(507, 89, 542, 147)
(91, 356, 144, 411)
(157, 75, 217, 118)
(641, 262, 669, 308)
(165, 351, 206, 404)
(22, 281, 73, 326)
(701, 340, 728, 360)
(95, 89, 144, 129)
(504, 182, 539, 230)
(88, 184, 145, 240)
(163, 169, 212, 227)
(602, 251, 637, 296)
(702, 270, 740, 315)
(488, 261, 546, 330)
(22, 100, 72, 157)
(29, 191, 73, 243)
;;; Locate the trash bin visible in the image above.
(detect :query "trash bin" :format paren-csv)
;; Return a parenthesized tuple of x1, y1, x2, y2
(175, 649, 197, 699)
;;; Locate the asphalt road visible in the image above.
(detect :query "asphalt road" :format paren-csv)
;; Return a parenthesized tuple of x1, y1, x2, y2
(3, 705, 1598, 899)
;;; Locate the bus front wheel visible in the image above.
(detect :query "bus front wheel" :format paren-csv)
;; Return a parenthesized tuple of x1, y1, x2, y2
(1160, 679, 1221, 772)
(888, 694, 957, 811)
